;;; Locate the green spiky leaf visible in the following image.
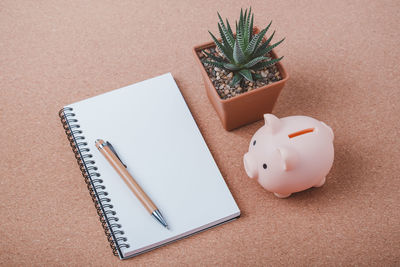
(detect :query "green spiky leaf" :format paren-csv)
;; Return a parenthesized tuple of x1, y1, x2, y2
(245, 24, 267, 55)
(262, 21, 273, 39)
(233, 39, 246, 64)
(244, 34, 259, 55)
(240, 8, 244, 28)
(223, 63, 242, 71)
(217, 12, 234, 48)
(243, 10, 247, 29)
(243, 8, 248, 46)
(255, 38, 285, 57)
(254, 30, 275, 57)
(202, 50, 224, 62)
(239, 69, 253, 82)
(226, 19, 234, 40)
(253, 56, 283, 70)
(252, 21, 272, 51)
(202, 60, 225, 69)
(244, 7, 252, 46)
(208, 31, 232, 61)
(244, 22, 271, 56)
(242, 56, 268, 68)
(218, 23, 233, 56)
(236, 21, 245, 52)
(230, 73, 242, 86)
(249, 13, 254, 41)
(254, 73, 263, 79)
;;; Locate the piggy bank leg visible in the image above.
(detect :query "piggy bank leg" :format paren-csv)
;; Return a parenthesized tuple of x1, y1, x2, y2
(274, 192, 292, 198)
(314, 176, 326, 187)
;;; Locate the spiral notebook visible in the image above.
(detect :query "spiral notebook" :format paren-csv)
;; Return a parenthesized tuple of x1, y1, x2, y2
(59, 73, 240, 259)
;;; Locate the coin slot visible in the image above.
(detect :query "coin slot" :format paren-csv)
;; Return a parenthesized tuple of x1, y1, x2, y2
(288, 128, 314, 138)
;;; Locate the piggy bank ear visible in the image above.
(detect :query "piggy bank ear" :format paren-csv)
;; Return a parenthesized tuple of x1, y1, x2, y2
(264, 114, 281, 134)
(277, 147, 298, 171)
(320, 121, 334, 142)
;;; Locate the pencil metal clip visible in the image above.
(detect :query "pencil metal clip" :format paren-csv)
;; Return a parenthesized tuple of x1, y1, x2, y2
(106, 141, 127, 168)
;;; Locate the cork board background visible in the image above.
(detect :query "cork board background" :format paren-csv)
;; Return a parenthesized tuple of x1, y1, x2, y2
(1, 0, 399, 265)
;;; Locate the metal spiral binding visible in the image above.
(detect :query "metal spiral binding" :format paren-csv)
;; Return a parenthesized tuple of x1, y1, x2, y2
(59, 107, 129, 257)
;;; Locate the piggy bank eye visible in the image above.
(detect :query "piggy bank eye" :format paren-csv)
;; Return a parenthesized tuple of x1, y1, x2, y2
(253, 140, 256, 146)
(263, 163, 267, 169)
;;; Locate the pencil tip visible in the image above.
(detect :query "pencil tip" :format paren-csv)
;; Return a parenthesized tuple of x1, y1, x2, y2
(152, 209, 169, 229)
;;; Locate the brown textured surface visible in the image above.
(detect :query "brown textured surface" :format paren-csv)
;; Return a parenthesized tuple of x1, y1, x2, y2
(1, 0, 399, 265)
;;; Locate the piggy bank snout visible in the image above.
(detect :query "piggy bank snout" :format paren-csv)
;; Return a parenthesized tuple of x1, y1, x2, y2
(244, 152, 258, 179)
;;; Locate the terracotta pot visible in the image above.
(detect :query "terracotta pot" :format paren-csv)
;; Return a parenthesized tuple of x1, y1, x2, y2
(192, 27, 289, 131)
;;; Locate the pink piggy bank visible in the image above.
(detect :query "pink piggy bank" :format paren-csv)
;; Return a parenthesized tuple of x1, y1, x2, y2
(243, 114, 334, 198)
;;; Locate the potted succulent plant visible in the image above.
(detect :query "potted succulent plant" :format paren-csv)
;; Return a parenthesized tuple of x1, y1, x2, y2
(193, 8, 289, 131)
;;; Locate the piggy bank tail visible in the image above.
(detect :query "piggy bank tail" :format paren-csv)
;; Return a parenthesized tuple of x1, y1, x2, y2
(321, 121, 334, 142)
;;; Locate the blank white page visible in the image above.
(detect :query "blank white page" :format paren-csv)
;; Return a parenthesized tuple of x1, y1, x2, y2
(67, 73, 240, 258)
